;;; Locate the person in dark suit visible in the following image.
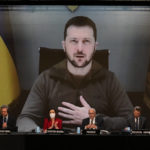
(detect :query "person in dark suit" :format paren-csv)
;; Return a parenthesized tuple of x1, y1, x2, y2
(81, 108, 103, 130)
(125, 106, 147, 130)
(0, 105, 17, 131)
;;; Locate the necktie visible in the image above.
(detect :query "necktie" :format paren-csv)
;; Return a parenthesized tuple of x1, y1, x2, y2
(4, 117, 7, 123)
(91, 119, 93, 125)
(135, 118, 139, 130)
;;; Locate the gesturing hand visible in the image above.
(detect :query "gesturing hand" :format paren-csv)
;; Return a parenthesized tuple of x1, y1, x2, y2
(2, 122, 7, 129)
(58, 95, 91, 125)
(54, 121, 59, 129)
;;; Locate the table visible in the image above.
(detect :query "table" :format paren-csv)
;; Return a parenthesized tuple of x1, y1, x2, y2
(0, 132, 149, 150)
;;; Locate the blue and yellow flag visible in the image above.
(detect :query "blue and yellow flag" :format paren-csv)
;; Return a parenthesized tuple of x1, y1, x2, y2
(0, 36, 20, 106)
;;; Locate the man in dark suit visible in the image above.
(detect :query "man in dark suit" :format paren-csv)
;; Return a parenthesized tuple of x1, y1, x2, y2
(0, 105, 17, 131)
(81, 108, 103, 130)
(126, 106, 147, 130)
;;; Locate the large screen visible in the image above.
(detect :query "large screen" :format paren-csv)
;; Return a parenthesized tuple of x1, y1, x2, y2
(0, 5, 150, 132)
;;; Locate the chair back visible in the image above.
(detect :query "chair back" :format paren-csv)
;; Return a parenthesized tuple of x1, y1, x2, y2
(39, 47, 109, 73)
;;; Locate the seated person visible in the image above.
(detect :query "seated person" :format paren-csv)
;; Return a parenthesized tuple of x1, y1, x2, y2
(43, 109, 62, 133)
(81, 108, 103, 130)
(125, 106, 147, 130)
(0, 105, 16, 131)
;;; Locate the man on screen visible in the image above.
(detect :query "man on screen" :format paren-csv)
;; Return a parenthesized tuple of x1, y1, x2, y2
(17, 16, 133, 132)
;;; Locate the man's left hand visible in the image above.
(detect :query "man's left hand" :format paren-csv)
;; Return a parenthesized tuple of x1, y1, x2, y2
(90, 124, 97, 129)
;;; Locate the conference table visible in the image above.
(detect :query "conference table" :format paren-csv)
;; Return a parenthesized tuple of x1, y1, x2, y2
(0, 130, 149, 150)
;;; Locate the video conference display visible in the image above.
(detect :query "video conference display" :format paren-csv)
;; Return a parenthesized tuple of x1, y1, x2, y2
(0, 4, 150, 132)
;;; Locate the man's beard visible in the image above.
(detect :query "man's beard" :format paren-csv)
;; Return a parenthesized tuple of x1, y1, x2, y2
(65, 49, 96, 68)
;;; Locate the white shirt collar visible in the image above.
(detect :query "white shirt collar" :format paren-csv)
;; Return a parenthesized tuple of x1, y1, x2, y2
(3, 115, 8, 122)
(89, 117, 96, 124)
(135, 117, 139, 122)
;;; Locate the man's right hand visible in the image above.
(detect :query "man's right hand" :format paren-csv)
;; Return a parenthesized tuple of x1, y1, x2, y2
(2, 122, 7, 129)
(85, 124, 97, 129)
(85, 124, 92, 129)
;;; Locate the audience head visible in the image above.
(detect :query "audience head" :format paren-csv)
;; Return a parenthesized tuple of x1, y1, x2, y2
(133, 106, 141, 118)
(49, 109, 56, 119)
(0, 105, 8, 117)
(62, 16, 98, 69)
(88, 108, 96, 119)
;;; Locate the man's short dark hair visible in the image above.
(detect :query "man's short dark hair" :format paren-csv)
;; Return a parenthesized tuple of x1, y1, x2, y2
(64, 16, 97, 41)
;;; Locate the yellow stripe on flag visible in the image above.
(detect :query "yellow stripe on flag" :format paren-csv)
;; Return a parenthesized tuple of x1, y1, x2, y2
(0, 36, 20, 106)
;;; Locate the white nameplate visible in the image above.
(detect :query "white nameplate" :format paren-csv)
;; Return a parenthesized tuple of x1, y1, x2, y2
(82, 129, 100, 135)
(47, 129, 64, 134)
(0, 130, 11, 133)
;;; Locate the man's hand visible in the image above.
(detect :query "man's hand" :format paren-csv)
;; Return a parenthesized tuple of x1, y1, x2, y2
(58, 95, 91, 125)
(90, 124, 97, 129)
(85, 124, 97, 129)
(85, 124, 92, 129)
(2, 122, 7, 129)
